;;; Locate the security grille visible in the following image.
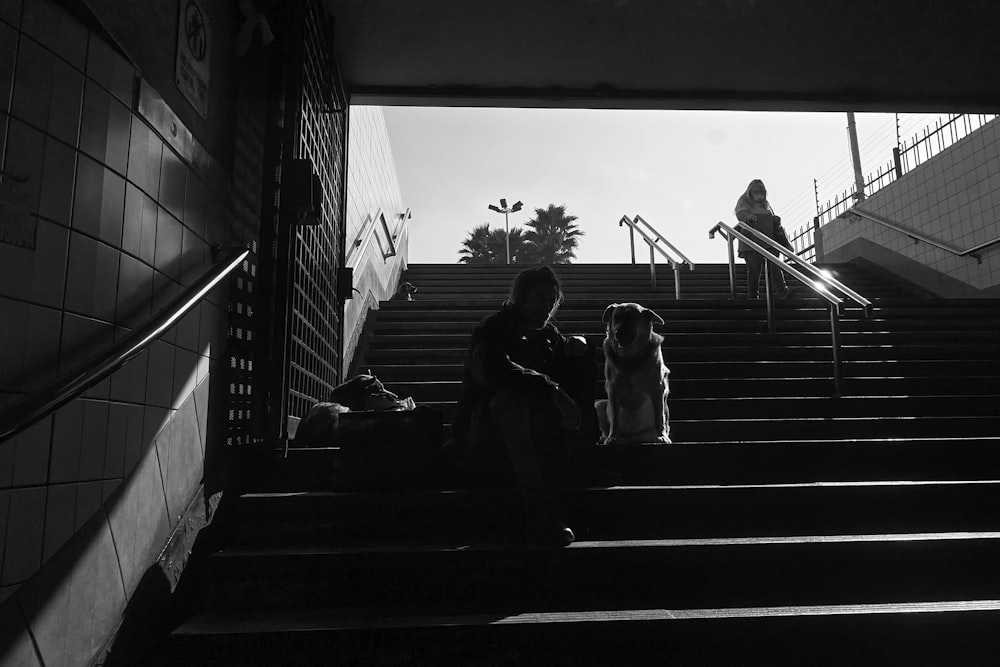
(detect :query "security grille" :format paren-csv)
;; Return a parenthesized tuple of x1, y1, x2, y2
(287, 0, 345, 419)
(256, 0, 348, 441)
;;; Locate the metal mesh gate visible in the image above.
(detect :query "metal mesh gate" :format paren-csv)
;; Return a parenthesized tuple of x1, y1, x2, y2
(256, 0, 348, 442)
(287, 0, 346, 419)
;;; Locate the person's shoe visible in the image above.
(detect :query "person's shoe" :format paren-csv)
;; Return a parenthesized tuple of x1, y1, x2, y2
(776, 286, 793, 300)
(524, 504, 575, 547)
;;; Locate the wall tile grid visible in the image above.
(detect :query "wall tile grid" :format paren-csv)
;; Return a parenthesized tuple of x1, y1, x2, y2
(821, 118, 1000, 290)
(342, 106, 408, 372)
(0, 1, 227, 593)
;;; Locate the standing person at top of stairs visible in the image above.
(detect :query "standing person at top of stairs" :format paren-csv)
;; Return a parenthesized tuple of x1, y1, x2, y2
(446, 265, 606, 547)
(735, 178, 793, 300)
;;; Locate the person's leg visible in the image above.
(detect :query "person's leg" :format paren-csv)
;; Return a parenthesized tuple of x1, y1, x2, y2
(488, 390, 574, 546)
(746, 253, 764, 298)
(766, 256, 790, 296)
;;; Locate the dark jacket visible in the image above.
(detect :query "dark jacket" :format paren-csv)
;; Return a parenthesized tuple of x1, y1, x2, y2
(451, 303, 573, 444)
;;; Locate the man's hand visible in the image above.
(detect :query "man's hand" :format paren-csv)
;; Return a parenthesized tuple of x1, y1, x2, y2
(564, 335, 588, 357)
(552, 385, 582, 431)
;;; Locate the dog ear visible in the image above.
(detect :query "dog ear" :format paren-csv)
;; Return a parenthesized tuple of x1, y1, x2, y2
(602, 304, 617, 323)
(643, 307, 665, 325)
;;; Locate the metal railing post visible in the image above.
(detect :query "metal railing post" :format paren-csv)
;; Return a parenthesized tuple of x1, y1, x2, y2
(629, 227, 636, 264)
(726, 236, 736, 300)
(673, 263, 681, 300)
(830, 304, 843, 397)
(763, 261, 775, 333)
(649, 243, 656, 288)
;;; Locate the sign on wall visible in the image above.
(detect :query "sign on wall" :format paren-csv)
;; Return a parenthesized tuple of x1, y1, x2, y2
(175, 0, 212, 118)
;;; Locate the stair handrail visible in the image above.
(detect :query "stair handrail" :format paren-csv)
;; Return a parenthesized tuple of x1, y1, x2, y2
(0, 246, 252, 445)
(709, 221, 853, 395)
(346, 207, 411, 268)
(727, 221, 874, 317)
(846, 207, 1000, 264)
(618, 214, 696, 298)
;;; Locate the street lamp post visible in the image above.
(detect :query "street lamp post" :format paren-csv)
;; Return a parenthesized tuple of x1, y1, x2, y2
(488, 198, 523, 264)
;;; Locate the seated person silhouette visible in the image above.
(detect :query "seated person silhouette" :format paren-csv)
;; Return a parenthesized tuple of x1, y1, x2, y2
(448, 265, 612, 546)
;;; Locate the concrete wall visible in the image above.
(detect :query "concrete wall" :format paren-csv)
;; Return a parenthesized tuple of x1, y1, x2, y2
(819, 118, 1000, 296)
(343, 105, 408, 373)
(0, 0, 262, 664)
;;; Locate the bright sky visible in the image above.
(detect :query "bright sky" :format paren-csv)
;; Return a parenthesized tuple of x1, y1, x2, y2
(382, 107, 951, 265)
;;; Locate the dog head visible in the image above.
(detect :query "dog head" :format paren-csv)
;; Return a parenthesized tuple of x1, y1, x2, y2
(602, 302, 664, 355)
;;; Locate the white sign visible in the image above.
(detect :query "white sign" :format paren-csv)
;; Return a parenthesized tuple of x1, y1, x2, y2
(175, 0, 211, 118)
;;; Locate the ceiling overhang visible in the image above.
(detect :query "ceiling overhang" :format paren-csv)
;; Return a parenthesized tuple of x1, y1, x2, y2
(324, 0, 1000, 112)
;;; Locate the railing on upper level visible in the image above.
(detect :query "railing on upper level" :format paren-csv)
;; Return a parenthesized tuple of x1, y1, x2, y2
(709, 221, 873, 396)
(0, 246, 251, 444)
(815, 114, 999, 227)
(846, 207, 1000, 265)
(619, 214, 696, 297)
(346, 207, 411, 268)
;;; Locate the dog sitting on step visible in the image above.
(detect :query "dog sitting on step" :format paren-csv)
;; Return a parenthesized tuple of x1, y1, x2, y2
(595, 302, 671, 444)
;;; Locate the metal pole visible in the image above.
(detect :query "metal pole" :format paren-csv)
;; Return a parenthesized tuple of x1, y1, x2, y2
(830, 304, 842, 397)
(629, 227, 636, 264)
(673, 264, 681, 300)
(847, 112, 866, 201)
(726, 235, 736, 300)
(763, 259, 775, 334)
(504, 210, 510, 264)
(892, 147, 902, 179)
(649, 243, 656, 288)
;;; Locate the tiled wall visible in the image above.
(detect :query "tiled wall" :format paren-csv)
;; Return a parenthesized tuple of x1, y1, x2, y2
(0, 0, 230, 612)
(819, 118, 1000, 293)
(343, 105, 409, 372)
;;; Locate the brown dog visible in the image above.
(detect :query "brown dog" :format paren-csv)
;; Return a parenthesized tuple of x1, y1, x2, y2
(595, 303, 670, 444)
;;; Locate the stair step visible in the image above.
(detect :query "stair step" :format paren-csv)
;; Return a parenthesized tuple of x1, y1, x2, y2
(203, 533, 1000, 613)
(384, 376, 998, 400)
(234, 482, 1000, 545)
(166, 600, 1000, 665)
(260, 437, 1000, 493)
(362, 343, 1000, 376)
(363, 327, 1000, 344)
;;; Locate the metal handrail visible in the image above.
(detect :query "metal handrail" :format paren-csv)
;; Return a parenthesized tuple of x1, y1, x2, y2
(734, 221, 873, 316)
(346, 207, 411, 268)
(847, 207, 1000, 265)
(0, 247, 252, 444)
(709, 221, 867, 396)
(618, 214, 695, 297)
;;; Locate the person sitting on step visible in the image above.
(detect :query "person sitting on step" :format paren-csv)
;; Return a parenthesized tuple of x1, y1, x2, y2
(447, 265, 616, 547)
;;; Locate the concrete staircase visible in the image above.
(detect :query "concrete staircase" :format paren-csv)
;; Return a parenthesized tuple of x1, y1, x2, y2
(154, 263, 1000, 664)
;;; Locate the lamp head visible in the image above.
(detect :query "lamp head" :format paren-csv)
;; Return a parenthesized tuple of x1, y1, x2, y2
(488, 204, 501, 212)
(500, 198, 507, 209)
(511, 201, 523, 212)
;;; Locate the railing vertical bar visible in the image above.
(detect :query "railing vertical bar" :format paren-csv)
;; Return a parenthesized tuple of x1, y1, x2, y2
(649, 244, 656, 288)
(726, 236, 736, 300)
(629, 226, 636, 264)
(673, 263, 681, 300)
(763, 262, 775, 334)
(830, 304, 843, 397)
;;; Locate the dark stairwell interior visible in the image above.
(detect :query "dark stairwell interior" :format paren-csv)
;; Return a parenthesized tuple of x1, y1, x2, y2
(131, 260, 1000, 664)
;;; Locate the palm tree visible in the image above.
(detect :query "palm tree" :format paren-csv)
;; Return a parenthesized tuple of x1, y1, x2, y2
(522, 204, 584, 264)
(458, 224, 528, 263)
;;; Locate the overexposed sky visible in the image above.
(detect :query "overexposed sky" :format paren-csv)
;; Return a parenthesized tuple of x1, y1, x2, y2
(382, 107, 948, 264)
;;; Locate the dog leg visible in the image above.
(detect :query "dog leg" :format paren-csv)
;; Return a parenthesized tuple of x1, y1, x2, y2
(604, 386, 624, 446)
(650, 381, 670, 444)
(594, 399, 611, 444)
